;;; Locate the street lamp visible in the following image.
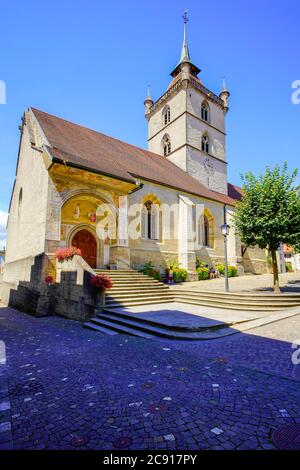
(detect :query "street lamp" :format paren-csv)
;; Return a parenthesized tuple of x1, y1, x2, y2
(221, 223, 230, 292)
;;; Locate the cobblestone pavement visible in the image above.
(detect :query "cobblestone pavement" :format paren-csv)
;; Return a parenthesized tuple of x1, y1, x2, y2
(170, 272, 300, 293)
(1, 306, 300, 450)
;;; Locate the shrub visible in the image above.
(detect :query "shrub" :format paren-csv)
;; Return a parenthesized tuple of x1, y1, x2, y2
(140, 261, 161, 281)
(196, 267, 209, 280)
(216, 264, 238, 277)
(90, 274, 113, 290)
(173, 267, 188, 282)
(228, 266, 238, 277)
(196, 258, 209, 269)
(55, 246, 82, 262)
(285, 262, 293, 272)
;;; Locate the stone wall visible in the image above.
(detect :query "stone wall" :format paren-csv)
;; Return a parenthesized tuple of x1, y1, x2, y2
(6, 254, 104, 321)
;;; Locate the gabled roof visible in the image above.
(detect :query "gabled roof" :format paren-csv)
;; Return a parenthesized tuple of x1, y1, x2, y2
(31, 108, 240, 206)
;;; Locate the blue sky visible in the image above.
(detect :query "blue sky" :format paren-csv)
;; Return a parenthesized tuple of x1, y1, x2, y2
(0, 0, 299, 248)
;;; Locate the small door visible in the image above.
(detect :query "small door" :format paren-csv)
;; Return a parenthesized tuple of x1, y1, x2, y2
(71, 229, 97, 268)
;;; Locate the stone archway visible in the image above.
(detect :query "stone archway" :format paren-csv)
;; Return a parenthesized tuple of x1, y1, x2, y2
(71, 229, 97, 268)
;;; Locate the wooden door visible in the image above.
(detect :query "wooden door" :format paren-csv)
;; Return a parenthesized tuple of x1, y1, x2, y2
(71, 229, 97, 268)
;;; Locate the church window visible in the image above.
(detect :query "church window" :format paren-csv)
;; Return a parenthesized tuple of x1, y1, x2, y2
(163, 106, 171, 125)
(201, 102, 210, 122)
(201, 134, 209, 153)
(203, 215, 209, 246)
(141, 200, 159, 240)
(18, 187, 23, 218)
(162, 135, 171, 156)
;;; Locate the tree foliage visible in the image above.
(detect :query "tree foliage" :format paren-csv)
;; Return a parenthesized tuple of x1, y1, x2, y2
(234, 163, 300, 251)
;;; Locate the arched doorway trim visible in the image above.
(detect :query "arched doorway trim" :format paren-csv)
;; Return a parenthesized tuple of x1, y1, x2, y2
(67, 224, 102, 268)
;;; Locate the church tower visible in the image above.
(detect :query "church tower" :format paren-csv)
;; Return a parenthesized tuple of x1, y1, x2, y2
(144, 12, 230, 195)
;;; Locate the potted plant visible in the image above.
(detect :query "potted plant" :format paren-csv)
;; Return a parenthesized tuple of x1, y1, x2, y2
(90, 273, 113, 310)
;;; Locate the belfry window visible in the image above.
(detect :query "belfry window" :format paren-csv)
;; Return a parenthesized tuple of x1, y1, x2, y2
(163, 106, 171, 125)
(201, 134, 209, 154)
(141, 200, 159, 240)
(201, 102, 210, 122)
(162, 135, 171, 156)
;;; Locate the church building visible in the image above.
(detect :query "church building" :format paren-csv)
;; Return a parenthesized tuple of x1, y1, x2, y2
(1, 16, 266, 305)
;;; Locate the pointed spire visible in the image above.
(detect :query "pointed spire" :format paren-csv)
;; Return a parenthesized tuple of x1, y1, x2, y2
(146, 84, 152, 100)
(222, 76, 228, 92)
(170, 11, 200, 78)
(179, 10, 190, 63)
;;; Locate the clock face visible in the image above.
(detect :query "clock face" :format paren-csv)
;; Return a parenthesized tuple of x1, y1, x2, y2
(204, 157, 215, 175)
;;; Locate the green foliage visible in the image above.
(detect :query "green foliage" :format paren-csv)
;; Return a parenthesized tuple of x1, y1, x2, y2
(196, 267, 209, 280)
(140, 261, 161, 281)
(234, 163, 300, 251)
(216, 264, 238, 277)
(167, 260, 188, 283)
(196, 258, 209, 269)
(173, 267, 188, 283)
(285, 261, 293, 272)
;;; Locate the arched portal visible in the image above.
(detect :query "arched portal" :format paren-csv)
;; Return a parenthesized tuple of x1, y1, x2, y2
(71, 229, 97, 268)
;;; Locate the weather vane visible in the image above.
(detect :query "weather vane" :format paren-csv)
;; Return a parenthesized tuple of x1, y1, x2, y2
(183, 10, 189, 24)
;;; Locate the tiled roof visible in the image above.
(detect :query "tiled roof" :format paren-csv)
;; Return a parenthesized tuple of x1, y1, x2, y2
(31, 108, 241, 205)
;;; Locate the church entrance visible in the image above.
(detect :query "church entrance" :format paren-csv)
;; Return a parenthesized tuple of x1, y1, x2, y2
(71, 229, 97, 268)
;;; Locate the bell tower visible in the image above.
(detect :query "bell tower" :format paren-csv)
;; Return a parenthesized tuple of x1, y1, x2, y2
(145, 12, 230, 195)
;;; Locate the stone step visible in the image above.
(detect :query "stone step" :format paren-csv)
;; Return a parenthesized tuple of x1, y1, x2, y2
(174, 297, 290, 311)
(174, 289, 300, 301)
(86, 317, 156, 339)
(109, 286, 170, 292)
(83, 322, 119, 335)
(90, 314, 232, 340)
(107, 292, 174, 300)
(174, 293, 300, 308)
(105, 298, 174, 308)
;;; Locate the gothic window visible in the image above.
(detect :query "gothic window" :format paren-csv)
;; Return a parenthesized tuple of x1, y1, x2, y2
(201, 102, 210, 122)
(141, 200, 159, 240)
(204, 215, 209, 246)
(162, 135, 171, 156)
(163, 106, 171, 125)
(201, 134, 209, 154)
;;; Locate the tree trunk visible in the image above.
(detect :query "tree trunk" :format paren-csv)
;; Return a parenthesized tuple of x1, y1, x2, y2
(271, 249, 281, 293)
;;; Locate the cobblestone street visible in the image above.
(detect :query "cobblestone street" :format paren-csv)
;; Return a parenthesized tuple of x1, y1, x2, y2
(1, 306, 300, 450)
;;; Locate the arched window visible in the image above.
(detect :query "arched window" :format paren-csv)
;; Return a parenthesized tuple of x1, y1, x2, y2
(162, 135, 171, 156)
(141, 200, 159, 240)
(163, 106, 171, 126)
(204, 215, 209, 246)
(201, 102, 210, 122)
(201, 134, 209, 154)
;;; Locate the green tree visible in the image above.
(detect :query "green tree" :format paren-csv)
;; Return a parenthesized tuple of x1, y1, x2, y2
(234, 163, 300, 292)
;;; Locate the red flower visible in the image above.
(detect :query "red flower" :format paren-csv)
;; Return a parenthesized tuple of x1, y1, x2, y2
(90, 274, 113, 290)
(55, 246, 82, 261)
(45, 275, 54, 285)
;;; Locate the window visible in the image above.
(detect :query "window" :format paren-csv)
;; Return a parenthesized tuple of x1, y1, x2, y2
(203, 215, 209, 246)
(18, 188, 23, 218)
(201, 134, 209, 153)
(141, 200, 158, 240)
(163, 106, 171, 126)
(162, 135, 171, 156)
(201, 102, 210, 122)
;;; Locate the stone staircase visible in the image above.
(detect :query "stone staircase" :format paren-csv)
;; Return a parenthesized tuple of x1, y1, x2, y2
(83, 270, 300, 338)
(172, 289, 300, 311)
(93, 269, 174, 308)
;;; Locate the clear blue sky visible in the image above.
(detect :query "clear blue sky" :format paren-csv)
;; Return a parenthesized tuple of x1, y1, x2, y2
(0, 0, 299, 240)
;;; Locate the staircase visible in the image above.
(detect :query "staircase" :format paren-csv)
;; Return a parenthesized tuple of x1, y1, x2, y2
(83, 270, 300, 338)
(93, 269, 174, 308)
(173, 289, 300, 311)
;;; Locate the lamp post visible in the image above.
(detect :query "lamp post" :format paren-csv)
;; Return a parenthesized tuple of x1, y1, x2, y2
(221, 222, 230, 292)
